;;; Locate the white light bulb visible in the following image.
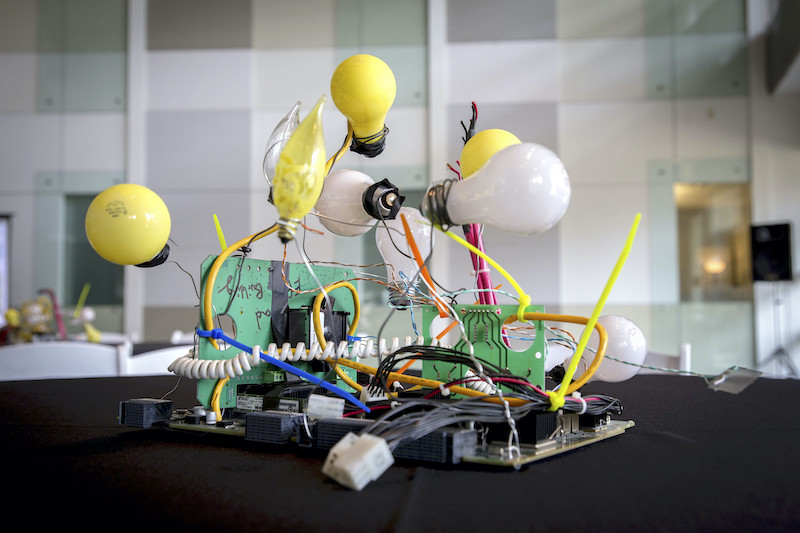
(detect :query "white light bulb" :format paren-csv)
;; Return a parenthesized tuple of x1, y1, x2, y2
(421, 143, 570, 235)
(375, 207, 434, 305)
(582, 315, 647, 383)
(315, 169, 378, 237)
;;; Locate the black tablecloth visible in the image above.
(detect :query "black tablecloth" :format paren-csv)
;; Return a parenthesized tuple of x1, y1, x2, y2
(2, 373, 798, 532)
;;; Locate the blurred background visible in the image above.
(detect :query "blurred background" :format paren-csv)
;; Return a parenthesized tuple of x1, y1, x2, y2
(0, 0, 798, 379)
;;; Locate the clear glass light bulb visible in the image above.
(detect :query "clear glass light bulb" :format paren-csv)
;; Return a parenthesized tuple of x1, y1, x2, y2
(263, 101, 301, 186)
(315, 169, 377, 237)
(375, 207, 433, 306)
(421, 142, 570, 235)
(582, 315, 648, 383)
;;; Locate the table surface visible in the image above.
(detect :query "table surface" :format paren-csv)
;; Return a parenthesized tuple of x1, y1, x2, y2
(2, 373, 798, 532)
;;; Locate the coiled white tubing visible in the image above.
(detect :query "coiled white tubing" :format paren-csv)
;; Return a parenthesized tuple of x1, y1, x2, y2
(167, 336, 447, 380)
(462, 368, 497, 394)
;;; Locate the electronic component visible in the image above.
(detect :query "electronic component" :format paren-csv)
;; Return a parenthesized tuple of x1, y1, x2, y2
(245, 411, 303, 445)
(322, 432, 394, 491)
(421, 304, 547, 391)
(107, 56, 650, 492)
(119, 398, 172, 429)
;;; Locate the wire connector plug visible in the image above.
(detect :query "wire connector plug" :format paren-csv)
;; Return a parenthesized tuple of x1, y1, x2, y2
(322, 432, 394, 491)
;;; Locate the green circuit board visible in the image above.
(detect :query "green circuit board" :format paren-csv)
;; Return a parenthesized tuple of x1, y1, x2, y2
(196, 255, 358, 410)
(421, 304, 547, 391)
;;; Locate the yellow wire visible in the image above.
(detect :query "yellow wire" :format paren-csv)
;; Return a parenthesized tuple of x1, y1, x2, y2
(310, 282, 363, 393)
(324, 123, 353, 176)
(508, 313, 608, 395)
(73, 282, 91, 319)
(443, 229, 531, 321)
(548, 213, 641, 411)
(202, 225, 279, 349)
(213, 214, 227, 251)
(211, 376, 230, 421)
(335, 357, 530, 407)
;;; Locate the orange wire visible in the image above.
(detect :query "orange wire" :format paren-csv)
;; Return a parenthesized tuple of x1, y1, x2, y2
(399, 213, 448, 318)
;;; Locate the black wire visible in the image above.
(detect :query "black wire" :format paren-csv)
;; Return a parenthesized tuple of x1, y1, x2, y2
(460, 102, 478, 144)
(167, 260, 200, 301)
(370, 344, 517, 396)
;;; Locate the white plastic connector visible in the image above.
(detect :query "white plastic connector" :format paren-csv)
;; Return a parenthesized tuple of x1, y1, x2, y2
(322, 432, 394, 491)
(359, 386, 388, 404)
(306, 393, 345, 419)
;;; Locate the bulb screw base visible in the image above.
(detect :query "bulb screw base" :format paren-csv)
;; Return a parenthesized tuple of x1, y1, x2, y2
(277, 218, 300, 243)
(387, 287, 412, 308)
(420, 180, 455, 230)
(350, 126, 389, 158)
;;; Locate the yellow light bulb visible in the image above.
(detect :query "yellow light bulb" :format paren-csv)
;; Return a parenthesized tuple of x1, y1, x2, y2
(459, 128, 521, 178)
(331, 54, 396, 157)
(271, 95, 327, 243)
(84, 183, 171, 266)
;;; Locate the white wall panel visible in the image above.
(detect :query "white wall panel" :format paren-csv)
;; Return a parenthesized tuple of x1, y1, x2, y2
(146, 111, 251, 191)
(560, 39, 648, 101)
(0, 115, 61, 192)
(0, 54, 36, 112)
(675, 97, 749, 159)
(559, 101, 672, 185)
(557, 0, 646, 38)
(448, 41, 559, 104)
(254, 48, 337, 111)
(148, 50, 254, 111)
(62, 114, 126, 170)
(559, 183, 651, 305)
(252, 0, 335, 49)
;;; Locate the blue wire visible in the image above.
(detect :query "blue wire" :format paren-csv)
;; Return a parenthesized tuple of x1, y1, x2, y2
(196, 328, 370, 413)
(398, 272, 420, 336)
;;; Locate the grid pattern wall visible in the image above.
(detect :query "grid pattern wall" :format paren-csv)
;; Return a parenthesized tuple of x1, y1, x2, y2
(0, 0, 751, 356)
(0, 0, 128, 310)
(142, 0, 429, 327)
(437, 0, 750, 365)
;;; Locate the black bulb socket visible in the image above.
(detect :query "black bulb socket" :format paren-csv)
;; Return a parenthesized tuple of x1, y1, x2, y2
(135, 243, 170, 268)
(363, 178, 404, 220)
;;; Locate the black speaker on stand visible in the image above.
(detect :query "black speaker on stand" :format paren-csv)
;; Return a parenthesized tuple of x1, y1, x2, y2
(751, 223, 797, 377)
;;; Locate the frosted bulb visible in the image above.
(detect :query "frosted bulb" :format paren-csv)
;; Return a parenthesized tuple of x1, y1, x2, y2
(375, 207, 433, 306)
(315, 169, 377, 237)
(582, 315, 647, 383)
(85, 183, 171, 266)
(460, 128, 521, 178)
(421, 143, 570, 235)
(263, 101, 301, 186)
(544, 342, 573, 372)
(331, 54, 396, 157)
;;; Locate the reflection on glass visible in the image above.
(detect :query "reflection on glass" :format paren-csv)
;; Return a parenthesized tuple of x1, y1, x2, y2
(675, 183, 752, 302)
